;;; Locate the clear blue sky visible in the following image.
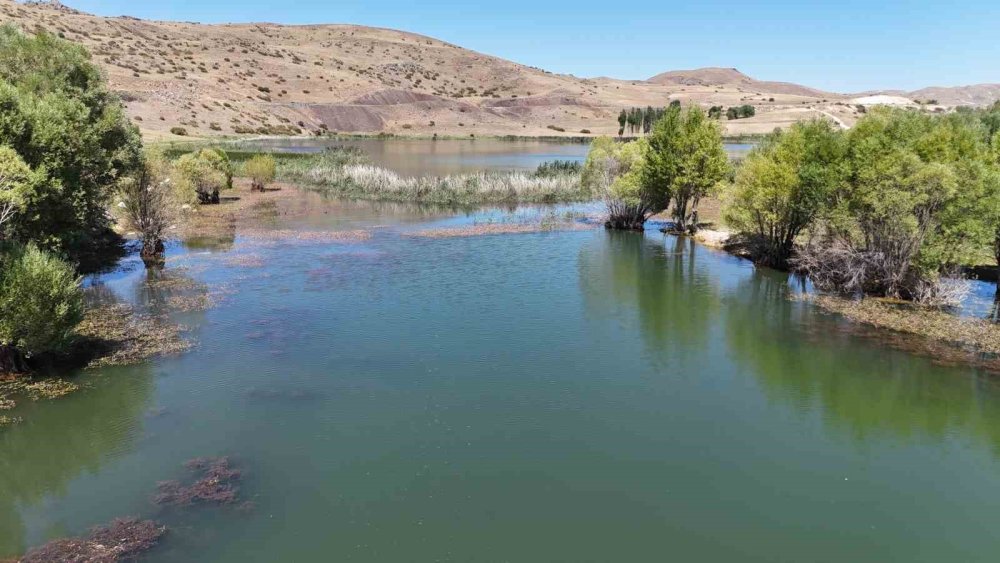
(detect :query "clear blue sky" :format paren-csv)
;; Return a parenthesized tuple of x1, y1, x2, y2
(64, 0, 999, 93)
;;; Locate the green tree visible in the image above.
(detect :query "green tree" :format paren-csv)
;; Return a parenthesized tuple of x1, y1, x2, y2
(0, 24, 142, 264)
(723, 119, 846, 268)
(643, 106, 729, 232)
(173, 148, 231, 204)
(617, 109, 627, 136)
(245, 153, 277, 191)
(799, 108, 998, 302)
(0, 145, 43, 241)
(0, 243, 83, 371)
(583, 136, 660, 229)
(118, 151, 174, 265)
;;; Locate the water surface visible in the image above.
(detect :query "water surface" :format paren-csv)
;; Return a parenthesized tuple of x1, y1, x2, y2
(233, 138, 751, 176)
(2, 163, 1000, 562)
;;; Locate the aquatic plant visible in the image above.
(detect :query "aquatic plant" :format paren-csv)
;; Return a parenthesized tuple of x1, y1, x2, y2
(19, 518, 166, 562)
(297, 163, 585, 205)
(153, 457, 245, 507)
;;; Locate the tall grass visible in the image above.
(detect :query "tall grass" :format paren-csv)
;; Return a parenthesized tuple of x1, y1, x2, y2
(281, 151, 589, 205)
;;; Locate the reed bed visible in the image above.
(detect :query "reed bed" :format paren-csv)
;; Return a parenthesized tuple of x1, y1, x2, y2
(280, 152, 589, 205)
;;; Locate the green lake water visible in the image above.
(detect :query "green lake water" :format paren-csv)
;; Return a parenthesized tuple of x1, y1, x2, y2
(3, 195, 1000, 560)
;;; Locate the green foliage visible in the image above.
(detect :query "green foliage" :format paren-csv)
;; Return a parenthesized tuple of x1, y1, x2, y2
(726, 105, 756, 120)
(244, 153, 277, 189)
(724, 119, 846, 267)
(0, 24, 142, 261)
(584, 136, 657, 228)
(0, 243, 83, 356)
(841, 108, 996, 279)
(172, 148, 232, 204)
(616, 106, 668, 135)
(643, 106, 730, 230)
(118, 151, 173, 260)
(534, 159, 582, 178)
(0, 145, 44, 240)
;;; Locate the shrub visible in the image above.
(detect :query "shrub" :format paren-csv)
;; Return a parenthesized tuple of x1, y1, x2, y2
(794, 108, 998, 302)
(118, 152, 174, 265)
(0, 24, 142, 263)
(244, 154, 276, 191)
(170, 127, 188, 136)
(0, 243, 83, 369)
(173, 149, 231, 204)
(724, 119, 845, 268)
(583, 136, 654, 230)
(0, 146, 44, 241)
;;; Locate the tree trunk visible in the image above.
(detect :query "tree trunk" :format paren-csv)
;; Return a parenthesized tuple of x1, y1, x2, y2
(994, 228, 1000, 269)
(0, 344, 28, 374)
(991, 288, 1000, 324)
(140, 238, 166, 268)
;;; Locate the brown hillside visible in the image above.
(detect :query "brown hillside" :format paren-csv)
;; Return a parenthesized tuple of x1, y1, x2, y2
(1, 0, 872, 139)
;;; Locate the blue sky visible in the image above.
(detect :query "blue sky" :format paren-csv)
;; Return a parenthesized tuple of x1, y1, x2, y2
(64, 0, 999, 92)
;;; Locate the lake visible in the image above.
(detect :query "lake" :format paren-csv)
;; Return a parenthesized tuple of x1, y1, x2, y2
(3, 146, 1000, 562)
(229, 137, 754, 176)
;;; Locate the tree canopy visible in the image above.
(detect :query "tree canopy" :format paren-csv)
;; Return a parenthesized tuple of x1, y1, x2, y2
(0, 24, 142, 264)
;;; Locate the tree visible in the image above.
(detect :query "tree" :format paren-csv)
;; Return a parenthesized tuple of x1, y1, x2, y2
(173, 149, 231, 204)
(708, 106, 723, 119)
(797, 108, 997, 302)
(643, 106, 729, 232)
(617, 109, 627, 136)
(642, 106, 654, 134)
(0, 24, 142, 264)
(0, 243, 83, 372)
(245, 154, 277, 192)
(119, 152, 174, 266)
(723, 120, 846, 268)
(583, 136, 660, 230)
(0, 146, 42, 242)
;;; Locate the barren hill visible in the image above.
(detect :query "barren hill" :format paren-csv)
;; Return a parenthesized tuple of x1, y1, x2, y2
(0, 0, 944, 140)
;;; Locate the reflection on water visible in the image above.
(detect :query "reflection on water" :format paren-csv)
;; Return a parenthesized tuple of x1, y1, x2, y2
(3, 199, 1000, 561)
(0, 364, 154, 555)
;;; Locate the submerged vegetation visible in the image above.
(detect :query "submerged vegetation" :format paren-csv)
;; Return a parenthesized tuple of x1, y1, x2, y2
(19, 519, 166, 563)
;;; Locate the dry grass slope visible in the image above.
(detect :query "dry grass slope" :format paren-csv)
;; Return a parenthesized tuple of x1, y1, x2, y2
(3, 1, 993, 140)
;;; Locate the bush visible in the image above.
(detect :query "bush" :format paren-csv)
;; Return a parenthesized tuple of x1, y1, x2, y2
(170, 127, 188, 136)
(0, 24, 142, 263)
(724, 119, 845, 268)
(244, 154, 276, 191)
(0, 146, 44, 240)
(583, 136, 654, 230)
(789, 108, 998, 302)
(0, 244, 83, 368)
(118, 152, 173, 264)
(173, 149, 231, 204)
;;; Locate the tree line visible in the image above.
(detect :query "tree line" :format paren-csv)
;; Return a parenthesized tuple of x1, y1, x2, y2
(617, 101, 681, 136)
(585, 101, 1000, 304)
(708, 105, 756, 120)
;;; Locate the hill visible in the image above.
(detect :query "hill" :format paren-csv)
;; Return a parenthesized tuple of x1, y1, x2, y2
(0, 0, 964, 140)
